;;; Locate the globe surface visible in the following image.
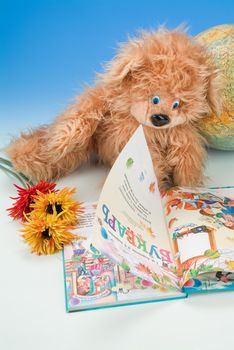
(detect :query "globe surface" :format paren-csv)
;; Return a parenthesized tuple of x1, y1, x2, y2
(196, 24, 234, 151)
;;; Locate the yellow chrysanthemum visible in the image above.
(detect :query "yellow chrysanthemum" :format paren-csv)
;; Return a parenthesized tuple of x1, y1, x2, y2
(30, 188, 82, 225)
(21, 215, 76, 255)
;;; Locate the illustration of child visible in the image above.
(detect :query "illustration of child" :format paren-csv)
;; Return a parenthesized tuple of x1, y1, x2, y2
(77, 276, 91, 296)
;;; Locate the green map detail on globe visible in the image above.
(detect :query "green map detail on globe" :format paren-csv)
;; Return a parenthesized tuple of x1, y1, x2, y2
(196, 24, 234, 151)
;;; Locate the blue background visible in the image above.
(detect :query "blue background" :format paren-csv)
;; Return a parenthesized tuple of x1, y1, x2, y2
(0, 0, 233, 144)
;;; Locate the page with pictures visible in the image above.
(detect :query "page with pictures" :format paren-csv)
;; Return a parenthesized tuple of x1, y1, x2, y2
(63, 203, 185, 312)
(90, 126, 181, 291)
(162, 186, 234, 293)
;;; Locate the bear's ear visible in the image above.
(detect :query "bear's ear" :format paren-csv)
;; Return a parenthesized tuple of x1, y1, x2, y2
(206, 69, 223, 117)
(101, 47, 144, 85)
(108, 56, 135, 81)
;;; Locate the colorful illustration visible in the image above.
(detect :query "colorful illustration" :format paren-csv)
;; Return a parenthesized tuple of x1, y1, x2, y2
(65, 239, 116, 307)
(162, 187, 234, 285)
(63, 201, 184, 312)
(64, 239, 183, 311)
(163, 188, 234, 231)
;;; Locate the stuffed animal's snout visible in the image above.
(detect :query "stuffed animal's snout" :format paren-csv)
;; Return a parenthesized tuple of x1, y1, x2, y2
(150, 114, 170, 127)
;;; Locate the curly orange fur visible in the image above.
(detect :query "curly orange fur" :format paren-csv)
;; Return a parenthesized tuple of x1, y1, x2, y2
(6, 28, 221, 188)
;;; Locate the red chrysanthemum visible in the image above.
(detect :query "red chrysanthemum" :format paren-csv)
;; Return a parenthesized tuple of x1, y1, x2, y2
(7, 182, 57, 221)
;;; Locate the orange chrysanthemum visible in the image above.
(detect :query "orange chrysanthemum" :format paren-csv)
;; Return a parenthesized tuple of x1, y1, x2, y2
(7, 182, 56, 221)
(30, 187, 83, 225)
(21, 216, 76, 255)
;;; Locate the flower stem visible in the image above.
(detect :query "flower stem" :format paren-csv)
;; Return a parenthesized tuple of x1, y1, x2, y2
(0, 157, 34, 186)
(0, 164, 27, 188)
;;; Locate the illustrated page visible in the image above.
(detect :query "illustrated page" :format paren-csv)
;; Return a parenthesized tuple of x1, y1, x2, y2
(63, 203, 184, 311)
(90, 126, 180, 290)
(162, 186, 234, 288)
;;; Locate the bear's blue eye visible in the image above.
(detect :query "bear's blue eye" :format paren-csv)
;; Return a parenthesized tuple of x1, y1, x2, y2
(172, 100, 180, 109)
(152, 95, 160, 104)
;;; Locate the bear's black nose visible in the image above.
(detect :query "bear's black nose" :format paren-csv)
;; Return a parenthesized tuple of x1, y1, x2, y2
(151, 114, 170, 127)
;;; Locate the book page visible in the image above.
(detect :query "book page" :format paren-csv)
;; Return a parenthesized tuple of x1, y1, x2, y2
(63, 203, 185, 312)
(162, 186, 234, 287)
(90, 126, 180, 290)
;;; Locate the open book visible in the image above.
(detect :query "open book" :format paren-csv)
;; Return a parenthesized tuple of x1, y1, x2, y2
(63, 127, 234, 311)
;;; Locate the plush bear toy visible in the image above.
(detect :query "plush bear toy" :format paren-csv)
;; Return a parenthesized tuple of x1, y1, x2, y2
(7, 28, 221, 189)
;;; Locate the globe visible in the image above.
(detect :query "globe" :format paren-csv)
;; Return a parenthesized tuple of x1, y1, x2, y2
(196, 24, 234, 151)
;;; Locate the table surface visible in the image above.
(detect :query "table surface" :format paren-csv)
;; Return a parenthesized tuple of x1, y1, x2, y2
(0, 146, 234, 350)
